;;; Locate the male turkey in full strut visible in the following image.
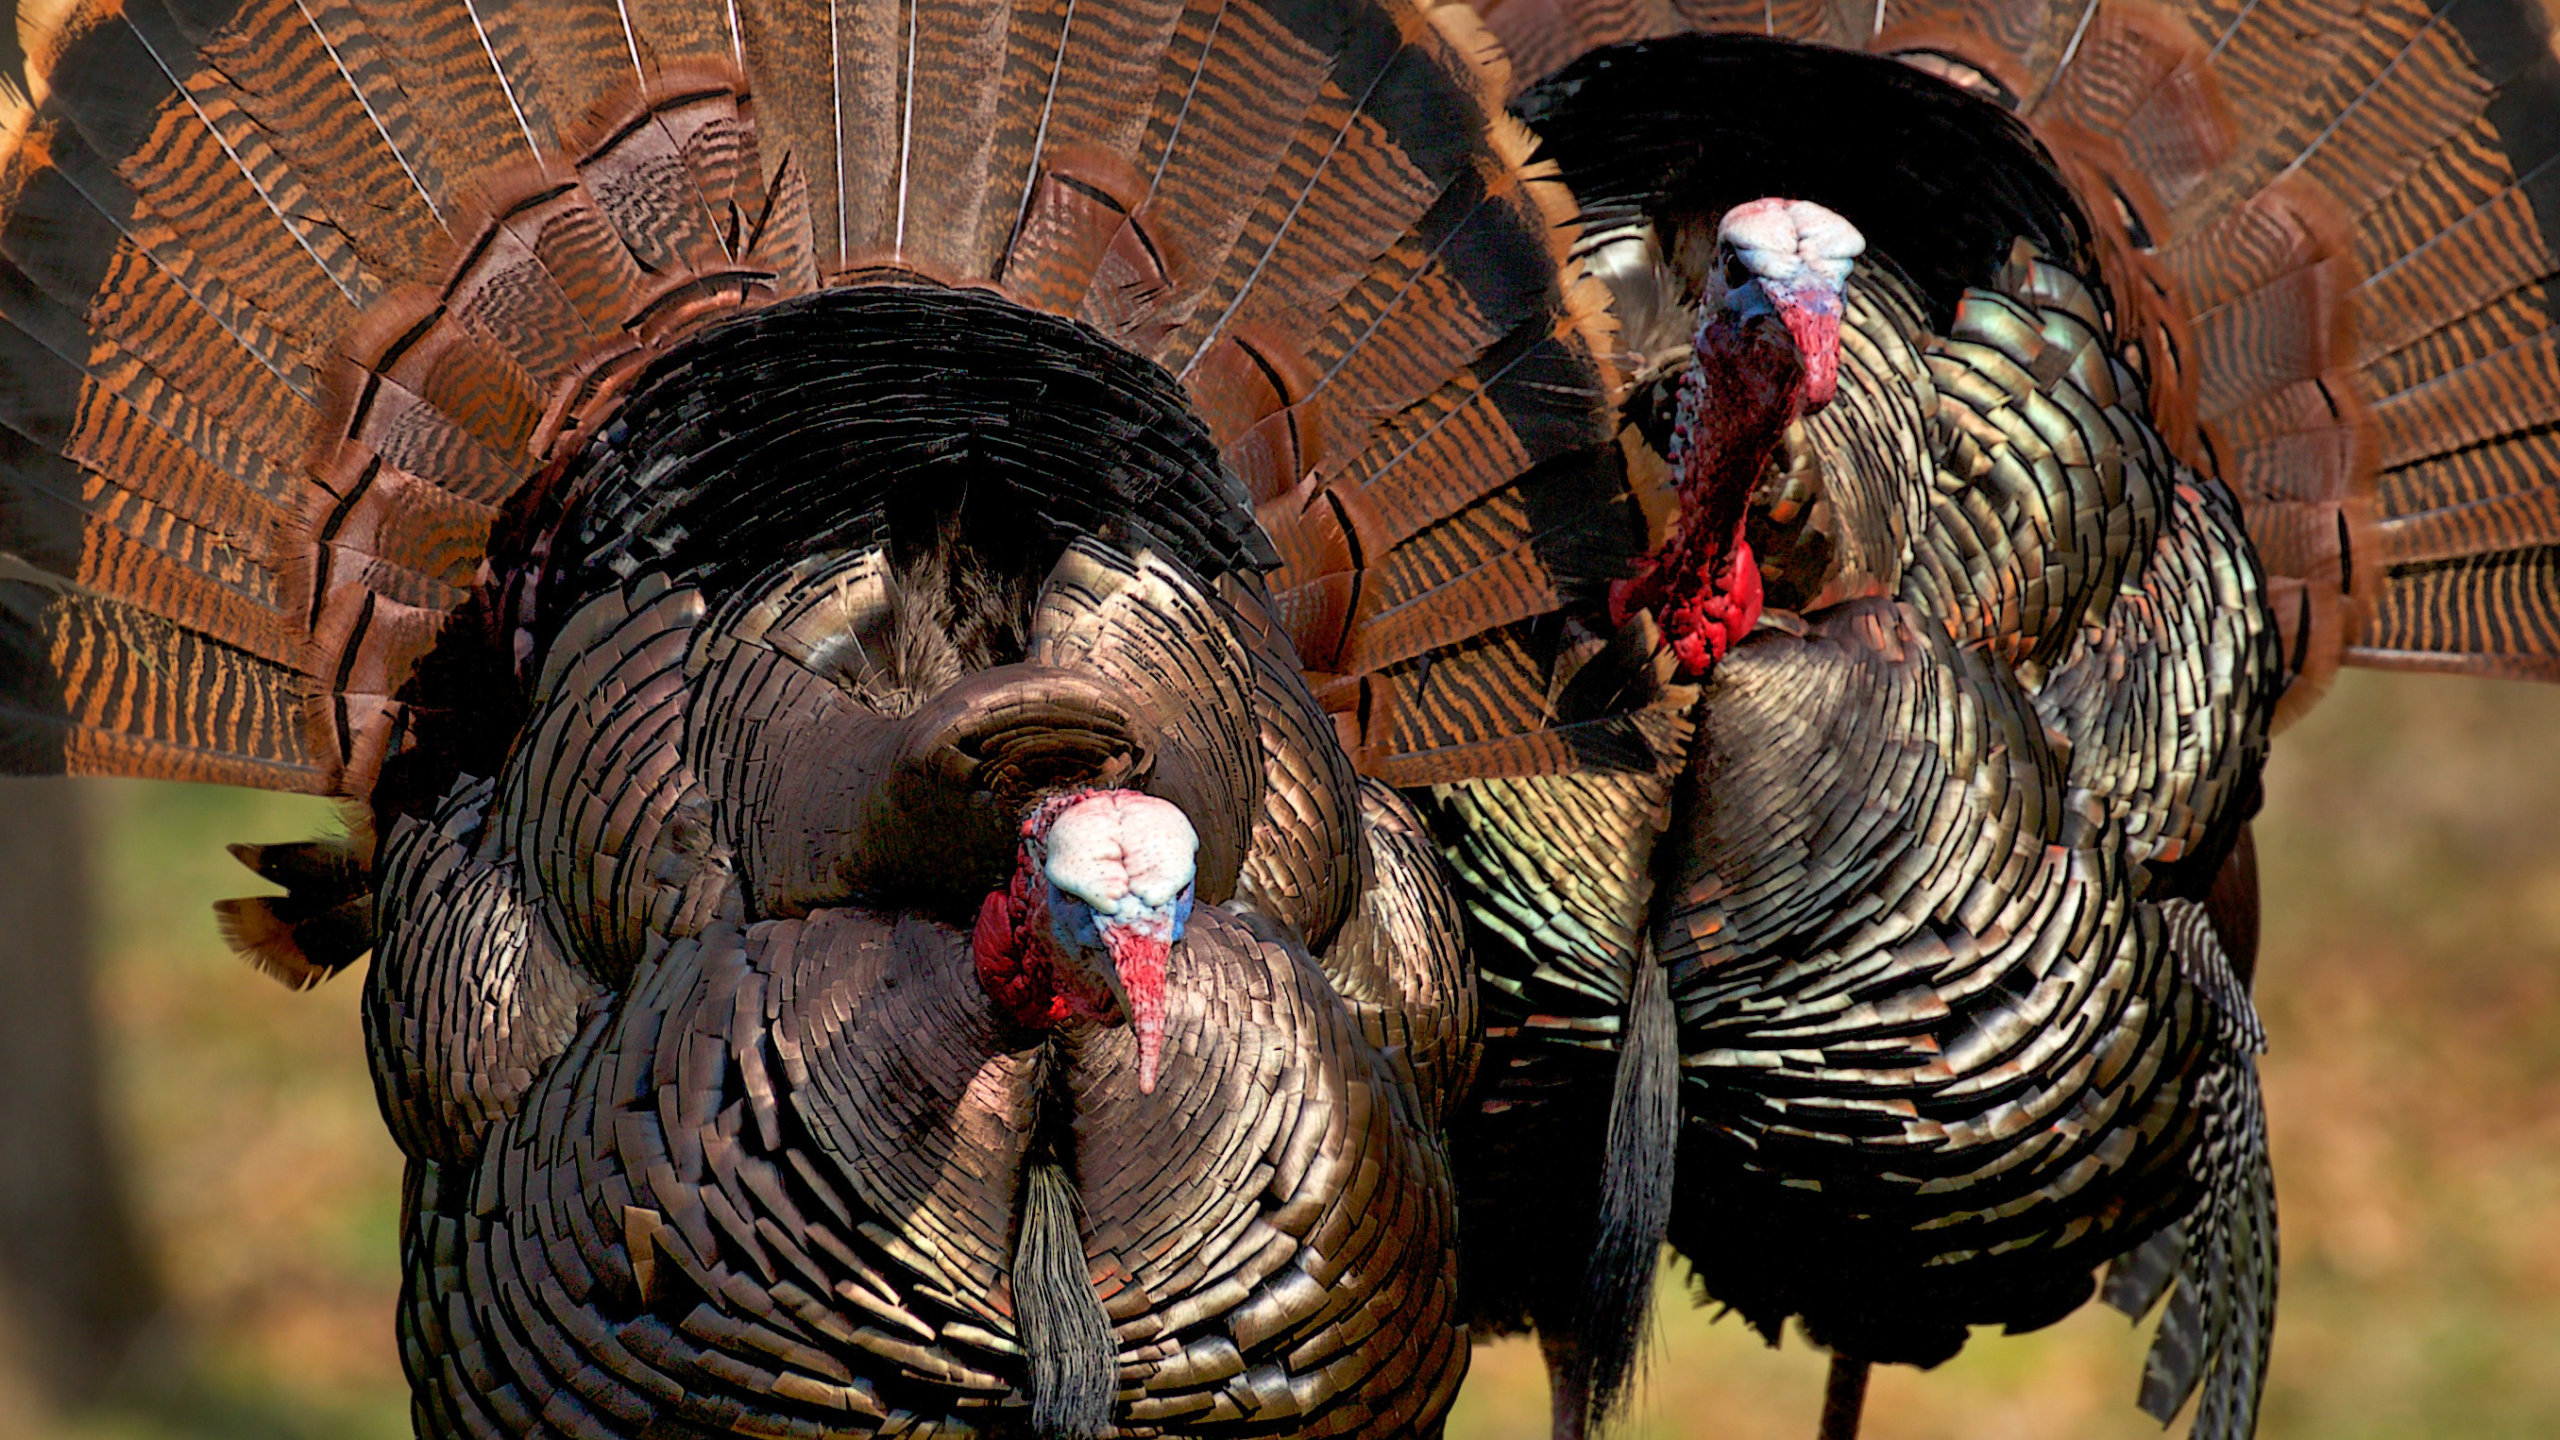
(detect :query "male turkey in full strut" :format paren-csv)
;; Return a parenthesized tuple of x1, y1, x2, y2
(1433, 2, 2560, 1437)
(0, 0, 1653, 1434)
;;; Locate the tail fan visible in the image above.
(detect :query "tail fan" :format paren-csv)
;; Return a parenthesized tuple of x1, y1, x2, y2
(1464, 0, 2560, 723)
(0, 0, 1646, 947)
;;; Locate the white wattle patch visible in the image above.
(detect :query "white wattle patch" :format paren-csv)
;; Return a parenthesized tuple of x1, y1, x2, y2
(1719, 198, 1866, 290)
(1044, 791, 1199, 916)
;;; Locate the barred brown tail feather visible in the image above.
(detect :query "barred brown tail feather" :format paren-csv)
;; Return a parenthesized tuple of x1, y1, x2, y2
(0, 0, 1637, 807)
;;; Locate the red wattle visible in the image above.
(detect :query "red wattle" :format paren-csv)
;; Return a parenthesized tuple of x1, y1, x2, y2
(1609, 556, 1663, 630)
(973, 888, 1037, 1020)
(1724, 535, 1765, 639)
(1660, 532, 1763, 677)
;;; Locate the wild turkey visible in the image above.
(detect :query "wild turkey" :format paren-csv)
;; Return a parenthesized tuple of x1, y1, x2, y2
(0, 0, 1649, 1434)
(1428, 2, 2560, 1438)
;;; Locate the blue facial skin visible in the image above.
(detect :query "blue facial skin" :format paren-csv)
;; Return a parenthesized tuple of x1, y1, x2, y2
(1042, 879, 1194, 980)
(1726, 275, 1778, 321)
(1726, 271, 1842, 328)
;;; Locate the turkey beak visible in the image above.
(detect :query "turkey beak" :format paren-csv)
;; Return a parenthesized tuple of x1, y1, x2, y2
(1096, 901, 1187, 1095)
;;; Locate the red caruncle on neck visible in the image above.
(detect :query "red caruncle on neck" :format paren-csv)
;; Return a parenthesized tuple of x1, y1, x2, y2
(973, 868, 1117, 1030)
(1612, 311, 1802, 678)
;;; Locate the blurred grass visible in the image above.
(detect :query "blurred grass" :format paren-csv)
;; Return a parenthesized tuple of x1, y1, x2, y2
(9, 666, 2560, 1436)
(28, 780, 407, 1440)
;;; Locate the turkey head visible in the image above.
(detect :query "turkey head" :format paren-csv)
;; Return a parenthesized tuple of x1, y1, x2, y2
(975, 788, 1199, 1094)
(1709, 198, 1864, 410)
(1615, 199, 1866, 676)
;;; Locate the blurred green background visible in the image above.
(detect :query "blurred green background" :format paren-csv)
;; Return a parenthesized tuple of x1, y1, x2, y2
(4, 668, 2560, 1438)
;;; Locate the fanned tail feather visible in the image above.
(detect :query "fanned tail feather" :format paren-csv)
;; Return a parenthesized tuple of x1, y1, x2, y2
(0, 0, 1641, 842)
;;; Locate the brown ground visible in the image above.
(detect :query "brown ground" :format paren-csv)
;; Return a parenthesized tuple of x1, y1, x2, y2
(9, 666, 2560, 1437)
